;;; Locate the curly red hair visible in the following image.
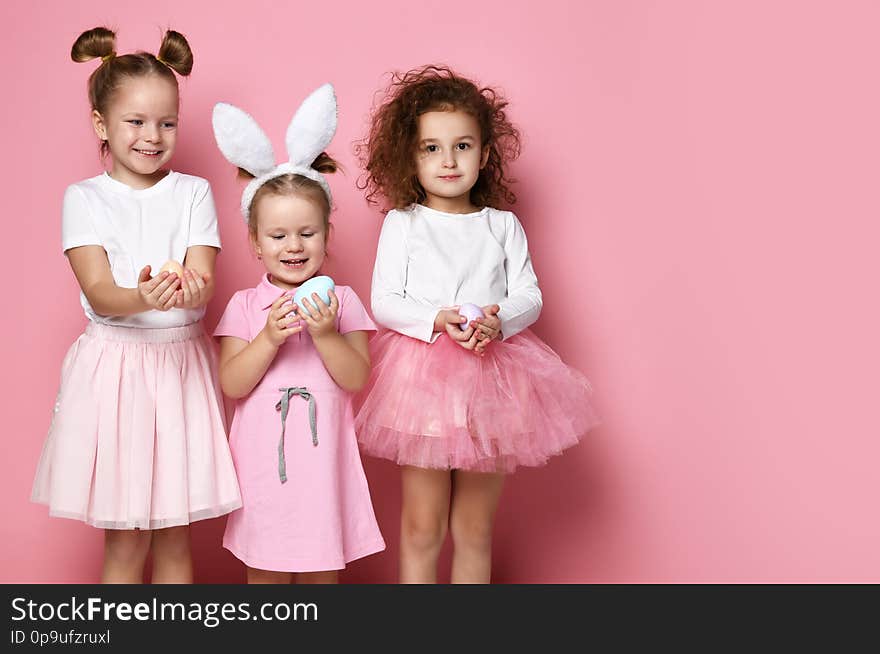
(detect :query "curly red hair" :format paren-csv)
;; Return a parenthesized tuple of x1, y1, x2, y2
(356, 65, 521, 210)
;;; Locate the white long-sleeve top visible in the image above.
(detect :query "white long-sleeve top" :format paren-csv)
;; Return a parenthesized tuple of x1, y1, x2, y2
(371, 204, 542, 343)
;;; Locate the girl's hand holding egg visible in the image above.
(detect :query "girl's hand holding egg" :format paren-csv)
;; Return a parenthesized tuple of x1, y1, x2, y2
(159, 259, 185, 278)
(441, 303, 501, 355)
(289, 276, 339, 340)
(175, 267, 212, 310)
(457, 303, 485, 330)
(136, 262, 181, 312)
(291, 276, 335, 313)
(442, 306, 478, 351)
(262, 293, 303, 348)
(156, 260, 211, 310)
(296, 281, 340, 340)
(473, 304, 502, 356)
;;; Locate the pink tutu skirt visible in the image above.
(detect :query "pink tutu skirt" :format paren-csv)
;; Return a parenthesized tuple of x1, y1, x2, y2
(354, 329, 599, 473)
(31, 322, 242, 530)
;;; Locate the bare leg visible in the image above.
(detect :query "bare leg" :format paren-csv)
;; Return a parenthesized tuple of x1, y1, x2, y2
(151, 525, 193, 583)
(449, 470, 505, 584)
(102, 529, 152, 583)
(295, 570, 338, 584)
(247, 567, 293, 584)
(399, 466, 451, 583)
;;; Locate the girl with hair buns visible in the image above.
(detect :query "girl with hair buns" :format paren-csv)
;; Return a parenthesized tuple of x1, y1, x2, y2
(31, 27, 241, 583)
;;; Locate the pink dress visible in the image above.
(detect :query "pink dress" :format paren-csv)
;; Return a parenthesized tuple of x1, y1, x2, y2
(215, 274, 385, 572)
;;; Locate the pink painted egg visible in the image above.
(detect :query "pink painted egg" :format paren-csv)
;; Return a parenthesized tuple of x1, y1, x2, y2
(458, 302, 485, 330)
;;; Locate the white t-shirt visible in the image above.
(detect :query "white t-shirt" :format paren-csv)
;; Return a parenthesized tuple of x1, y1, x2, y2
(371, 204, 542, 343)
(61, 171, 221, 328)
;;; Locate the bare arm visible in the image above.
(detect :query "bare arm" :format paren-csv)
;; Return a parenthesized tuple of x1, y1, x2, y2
(66, 245, 181, 317)
(177, 245, 218, 309)
(218, 294, 301, 399)
(218, 333, 280, 399)
(312, 330, 371, 393)
(299, 291, 372, 393)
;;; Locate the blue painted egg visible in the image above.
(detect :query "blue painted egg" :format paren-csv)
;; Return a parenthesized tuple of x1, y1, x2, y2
(292, 275, 335, 312)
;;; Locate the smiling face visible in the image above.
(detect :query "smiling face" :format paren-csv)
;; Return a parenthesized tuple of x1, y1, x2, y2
(92, 74, 179, 189)
(250, 192, 329, 291)
(414, 108, 490, 213)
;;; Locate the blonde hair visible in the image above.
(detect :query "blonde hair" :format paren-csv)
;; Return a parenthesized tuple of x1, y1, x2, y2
(240, 153, 339, 238)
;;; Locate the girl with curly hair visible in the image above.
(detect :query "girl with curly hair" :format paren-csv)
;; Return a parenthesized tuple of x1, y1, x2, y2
(355, 65, 599, 583)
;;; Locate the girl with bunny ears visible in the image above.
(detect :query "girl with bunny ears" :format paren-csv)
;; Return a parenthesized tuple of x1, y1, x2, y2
(354, 66, 599, 583)
(31, 27, 241, 583)
(212, 84, 385, 583)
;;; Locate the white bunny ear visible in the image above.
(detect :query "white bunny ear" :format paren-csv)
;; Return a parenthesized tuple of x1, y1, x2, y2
(212, 103, 276, 176)
(285, 83, 337, 167)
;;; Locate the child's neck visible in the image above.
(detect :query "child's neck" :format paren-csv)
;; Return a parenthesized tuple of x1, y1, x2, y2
(107, 166, 170, 191)
(267, 272, 318, 292)
(422, 195, 481, 215)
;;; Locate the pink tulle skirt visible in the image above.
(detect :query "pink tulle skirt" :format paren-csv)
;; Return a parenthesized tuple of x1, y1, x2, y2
(354, 329, 599, 473)
(31, 322, 242, 530)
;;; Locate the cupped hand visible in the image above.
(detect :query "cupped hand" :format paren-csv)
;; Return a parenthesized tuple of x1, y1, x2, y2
(261, 293, 303, 347)
(137, 265, 181, 312)
(174, 269, 211, 309)
(442, 308, 479, 351)
(298, 290, 340, 340)
(473, 304, 502, 356)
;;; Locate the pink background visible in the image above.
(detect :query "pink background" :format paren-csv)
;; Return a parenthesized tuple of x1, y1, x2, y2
(2, 0, 878, 583)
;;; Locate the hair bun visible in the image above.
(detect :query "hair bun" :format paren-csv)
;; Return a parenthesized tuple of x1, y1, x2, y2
(312, 152, 338, 174)
(157, 30, 193, 76)
(71, 27, 116, 63)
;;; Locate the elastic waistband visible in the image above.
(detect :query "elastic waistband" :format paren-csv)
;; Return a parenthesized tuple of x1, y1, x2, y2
(84, 321, 205, 344)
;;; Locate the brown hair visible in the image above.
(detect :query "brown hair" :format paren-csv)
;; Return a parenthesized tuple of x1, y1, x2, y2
(71, 27, 193, 156)
(241, 153, 339, 239)
(356, 64, 521, 211)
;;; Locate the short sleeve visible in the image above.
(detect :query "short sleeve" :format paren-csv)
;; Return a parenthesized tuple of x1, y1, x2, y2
(187, 180, 222, 249)
(214, 291, 252, 341)
(337, 287, 377, 334)
(61, 185, 101, 253)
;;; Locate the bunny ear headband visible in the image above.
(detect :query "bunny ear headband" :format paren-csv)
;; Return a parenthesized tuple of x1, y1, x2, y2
(212, 83, 338, 221)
